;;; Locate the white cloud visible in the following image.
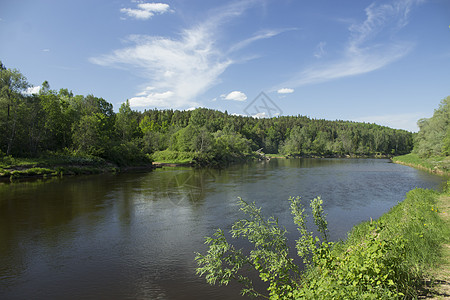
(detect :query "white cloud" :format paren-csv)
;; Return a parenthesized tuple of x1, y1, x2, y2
(277, 0, 421, 89)
(250, 111, 280, 118)
(120, 2, 172, 20)
(135, 86, 155, 96)
(222, 91, 247, 101)
(24, 86, 40, 95)
(128, 90, 175, 107)
(91, 27, 231, 108)
(92, 1, 281, 109)
(253, 112, 268, 118)
(355, 112, 423, 132)
(277, 88, 294, 94)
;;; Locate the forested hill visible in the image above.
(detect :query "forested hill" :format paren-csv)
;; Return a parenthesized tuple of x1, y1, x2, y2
(140, 108, 413, 156)
(1, 62, 413, 166)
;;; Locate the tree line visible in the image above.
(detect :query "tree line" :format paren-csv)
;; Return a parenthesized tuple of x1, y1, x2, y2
(1, 62, 413, 166)
(413, 96, 450, 158)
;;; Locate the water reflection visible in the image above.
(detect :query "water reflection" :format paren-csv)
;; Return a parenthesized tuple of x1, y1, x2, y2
(0, 159, 445, 299)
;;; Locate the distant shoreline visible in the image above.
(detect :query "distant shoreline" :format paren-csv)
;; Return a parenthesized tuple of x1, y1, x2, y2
(1, 153, 407, 182)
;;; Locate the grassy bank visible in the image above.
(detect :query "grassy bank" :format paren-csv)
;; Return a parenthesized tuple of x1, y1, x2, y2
(392, 153, 450, 176)
(265, 154, 286, 159)
(151, 150, 196, 165)
(151, 149, 260, 167)
(293, 186, 450, 299)
(152, 151, 396, 166)
(0, 154, 154, 181)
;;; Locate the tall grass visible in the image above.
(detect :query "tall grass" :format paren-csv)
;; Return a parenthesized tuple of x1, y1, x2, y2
(151, 149, 196, 164)
(299, 187, 450, 299)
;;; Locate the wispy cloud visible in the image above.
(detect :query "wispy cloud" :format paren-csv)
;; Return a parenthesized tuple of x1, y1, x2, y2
(313, 41, 327, 59)
(120, 2, 172, 20)
(288, 43, 411, 86)
(278, 0, 422, 89)
(277, 88, 294, 94)
(228, 28, 297, 53)
(91, 29, 231, 108)
(221, 91, 248, 101)
(92, 0, 284, 109)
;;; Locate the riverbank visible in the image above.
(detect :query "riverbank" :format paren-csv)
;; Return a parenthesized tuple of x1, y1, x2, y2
(305, 153, 450, 298)
(392, 153, 450, 176)
(0, 155, 155, 181)
(150, 149, 261, 167)
(297, 184, 450, 299)
(153, 151, 396, 166)
(266, 152, 394, 159)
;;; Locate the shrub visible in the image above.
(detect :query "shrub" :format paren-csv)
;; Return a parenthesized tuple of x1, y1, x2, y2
(103, 140, 150, 166)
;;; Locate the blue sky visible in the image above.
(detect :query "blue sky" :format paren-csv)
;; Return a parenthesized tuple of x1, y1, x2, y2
(1, 0, 449, 132)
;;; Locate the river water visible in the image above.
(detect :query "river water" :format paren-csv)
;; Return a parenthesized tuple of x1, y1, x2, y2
(0, 158, 446, 299)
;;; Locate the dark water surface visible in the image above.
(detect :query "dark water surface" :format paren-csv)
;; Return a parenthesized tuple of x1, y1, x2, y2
(0, 158, 446, 299)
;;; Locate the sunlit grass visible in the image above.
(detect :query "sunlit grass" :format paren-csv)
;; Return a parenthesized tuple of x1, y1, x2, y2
(326, 187, 450, 298)
(151, 149, 196, 164)
(393, 153, 450, 175)
(0, 152, 113, 179)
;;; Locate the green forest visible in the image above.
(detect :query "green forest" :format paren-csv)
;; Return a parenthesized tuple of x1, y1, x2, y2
(1, 61, 414, 167)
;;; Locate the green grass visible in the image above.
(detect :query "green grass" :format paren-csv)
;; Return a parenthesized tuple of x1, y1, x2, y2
(0, 156, 42, 168)
(297, 186, 450, 299)
(0, 153, 114, 180)
(0, 154, 105, 169)
(265, 154, 286, 158)
(13, 167, 55, 176)
(393, 153, 450, 176)
(151, 150, 196, 164)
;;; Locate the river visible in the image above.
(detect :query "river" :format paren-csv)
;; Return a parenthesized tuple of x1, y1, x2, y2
(0, 158, 446, 299)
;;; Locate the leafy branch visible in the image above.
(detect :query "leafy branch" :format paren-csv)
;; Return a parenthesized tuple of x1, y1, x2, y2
(196, 196, 329, 299)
